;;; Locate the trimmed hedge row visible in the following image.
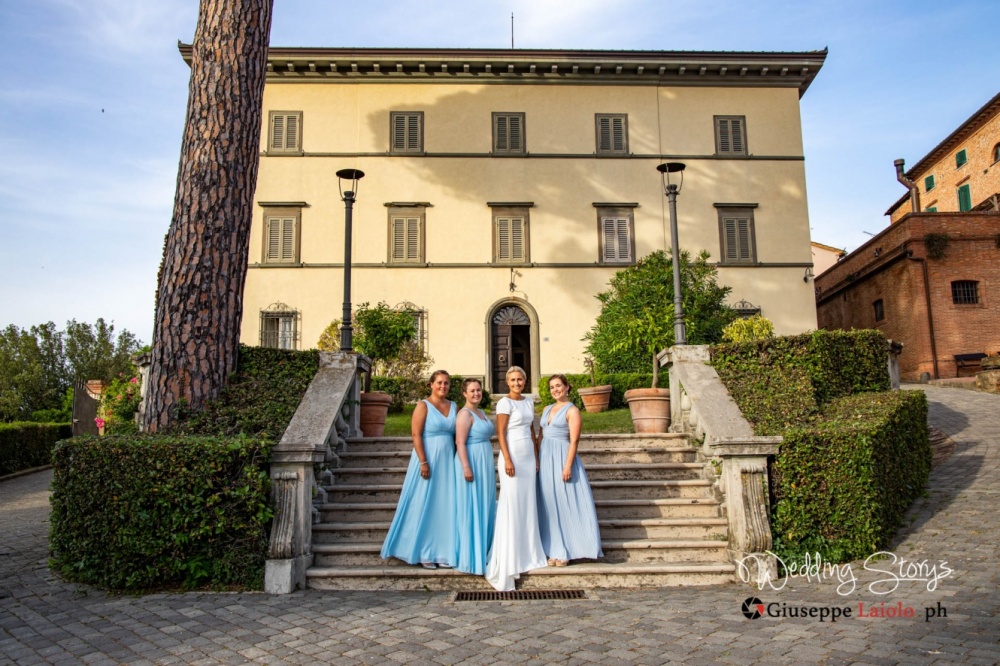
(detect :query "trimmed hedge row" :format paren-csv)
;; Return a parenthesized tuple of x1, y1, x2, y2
(537, 373, 655, 410)
(0, 422, 72, 476)
(711, 330, 890, 436)
(771, 390, 930, 562)
(50, 435, 272, 591)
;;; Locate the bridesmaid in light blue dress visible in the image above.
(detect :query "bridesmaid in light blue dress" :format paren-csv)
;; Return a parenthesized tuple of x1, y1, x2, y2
(536, 374, 603, 565)
(453, 377, 497, 575)
(381, 370, 457, 569)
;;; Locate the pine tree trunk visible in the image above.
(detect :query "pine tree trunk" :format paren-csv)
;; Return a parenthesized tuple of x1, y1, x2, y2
(143, 0, 274, 432)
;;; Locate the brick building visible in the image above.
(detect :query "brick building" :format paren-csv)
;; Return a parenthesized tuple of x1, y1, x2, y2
(887, 91, 1000, 222)
(815, 212, 1000, 380)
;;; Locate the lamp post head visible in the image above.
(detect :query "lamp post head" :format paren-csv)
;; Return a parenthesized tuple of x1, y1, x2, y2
(656, 162, 686, 194)
(336, 168, 366, 200)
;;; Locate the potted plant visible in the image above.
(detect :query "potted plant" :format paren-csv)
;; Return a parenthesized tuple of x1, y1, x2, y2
(351, 302, 418, 437)
(584, 250, 735, 433)
(575, 357, 613, 413)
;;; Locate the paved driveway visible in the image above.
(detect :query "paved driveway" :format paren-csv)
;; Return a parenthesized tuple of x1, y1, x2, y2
(1, 386, 997, 665)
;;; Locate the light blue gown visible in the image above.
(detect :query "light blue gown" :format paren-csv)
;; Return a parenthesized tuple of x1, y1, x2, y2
(536, 402, 604, 561)
(380, 400, 457, 566)
(453, 408, 497, 575)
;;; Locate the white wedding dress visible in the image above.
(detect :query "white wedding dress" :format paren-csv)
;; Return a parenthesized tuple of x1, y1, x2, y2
(485, 396, 548, 591)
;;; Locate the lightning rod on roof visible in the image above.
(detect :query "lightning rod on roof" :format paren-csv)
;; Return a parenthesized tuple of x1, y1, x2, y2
(511, 12, 514, 49)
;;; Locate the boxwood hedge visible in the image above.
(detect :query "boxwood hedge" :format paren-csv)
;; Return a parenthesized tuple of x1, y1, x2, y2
(0, 422, 72, 476)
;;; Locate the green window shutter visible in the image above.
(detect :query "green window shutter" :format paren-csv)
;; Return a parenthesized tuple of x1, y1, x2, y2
(924, 175, 935, 191)
(956, 149, 967, 167)
(925, 206, 938, 212)
(957, 184, 972, 212)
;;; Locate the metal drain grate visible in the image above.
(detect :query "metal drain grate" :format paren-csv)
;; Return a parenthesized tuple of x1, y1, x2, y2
(455, 589, 588, 602)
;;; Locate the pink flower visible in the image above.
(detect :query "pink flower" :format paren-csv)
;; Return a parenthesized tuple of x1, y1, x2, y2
(94, 417, 106, 429)
(130, 377, 138, 384)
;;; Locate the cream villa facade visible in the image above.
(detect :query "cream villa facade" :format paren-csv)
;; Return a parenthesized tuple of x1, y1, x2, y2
(182, 46, 826, 392)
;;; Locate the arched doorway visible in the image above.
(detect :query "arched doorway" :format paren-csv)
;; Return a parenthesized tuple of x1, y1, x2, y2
(489, 303, 532, 394)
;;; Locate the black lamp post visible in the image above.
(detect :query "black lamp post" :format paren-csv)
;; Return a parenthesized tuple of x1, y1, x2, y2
(656, 162, 687, 345)
(336, 168, 365, 351)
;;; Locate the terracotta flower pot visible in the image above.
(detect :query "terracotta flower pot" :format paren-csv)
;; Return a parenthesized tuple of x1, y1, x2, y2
(576, 384, 613, 413)
(359, 391, 393, 437)
(624, 388, 671, 433)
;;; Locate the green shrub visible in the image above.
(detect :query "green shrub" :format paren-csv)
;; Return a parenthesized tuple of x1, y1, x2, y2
(537, 372, 655, 410)
(0, 422, 71, 476)
(722, 314, 774, 344)
(771, 391, 930, 563)
(172, 345, 319, 441)
(711, 329, 890, 428)
(50, 434, 272, 591)
(101, 372, 142, 435)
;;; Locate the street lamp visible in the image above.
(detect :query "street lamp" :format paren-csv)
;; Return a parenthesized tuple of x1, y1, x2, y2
(656, 162, 687, 345)
(336, 168, 365, 351)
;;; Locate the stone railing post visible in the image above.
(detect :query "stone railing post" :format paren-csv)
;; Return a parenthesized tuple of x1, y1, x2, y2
(887, 339, 903, 390)
(264, 351, 363, 594)
(662, 345, 782, 583)
(131, 351, 152, 431)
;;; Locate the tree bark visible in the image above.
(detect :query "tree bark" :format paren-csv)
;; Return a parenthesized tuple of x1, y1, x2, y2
(143, 0, 274, 432)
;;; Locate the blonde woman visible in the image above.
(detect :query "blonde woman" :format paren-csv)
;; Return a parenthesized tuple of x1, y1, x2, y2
(485, 366, 548, 591)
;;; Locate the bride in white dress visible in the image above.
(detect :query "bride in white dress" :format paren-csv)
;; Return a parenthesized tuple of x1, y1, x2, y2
(486, 366, 548, 591)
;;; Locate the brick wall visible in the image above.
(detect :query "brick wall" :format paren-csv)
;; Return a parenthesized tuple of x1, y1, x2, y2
(816, 212, 1000, 379)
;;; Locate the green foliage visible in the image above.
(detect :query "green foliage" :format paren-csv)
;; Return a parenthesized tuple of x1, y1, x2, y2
(353, 302, 417, 374)
(49, 434, 273, 590)
(0, 422, 71, 476)
(537, 372, 655, 410)
(101, 372, 143, 435)
(316, 319, 341, 352)
(711, 329, 890, 434)
(722, 315, 774, 344)
(584, 250, 735, 381)
(172, 345, 318, 441)
(924, 232, 950, 260)
(771, 391, 930, 563)
(0, 319, 142, 422)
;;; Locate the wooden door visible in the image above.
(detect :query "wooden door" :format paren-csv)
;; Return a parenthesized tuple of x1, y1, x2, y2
(491, 305, 530, 393)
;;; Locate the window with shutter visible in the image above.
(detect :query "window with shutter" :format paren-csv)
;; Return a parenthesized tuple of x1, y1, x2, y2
(390, 111, 423, 153)
(386, 207, 426, 263)
(492, 209, 530, 263)
(955, 149, 967, 167)
(715, 116, 748, 156)
(268, 111, 302, 153)
(262, 208, 301, 263)
(595, 114, 628, 154)
(716, 206, 757, 264)
(596, 209, 634, 264)
(493, 112, 525, 154)
(924, 174, 935, 192)
(957, 184, 972, 212)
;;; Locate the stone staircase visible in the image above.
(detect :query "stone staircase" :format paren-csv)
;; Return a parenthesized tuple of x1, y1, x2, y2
(305, 432, 736, 590)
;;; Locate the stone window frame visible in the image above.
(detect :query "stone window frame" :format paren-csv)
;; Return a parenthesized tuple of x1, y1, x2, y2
(390, 111, 424, 153)
(715, 203, 758, 265)
(492, 112, 526, 155)
(261, 205, 302, 264)
(594, 203, 637, 265)
(267, 111, 303, 154)
(595, 113, 629, 155)
(714, 115, 748, 156)
(386, 204, 428, 264)
(489, 203, 532, 264)
(259, 303, 300, 350)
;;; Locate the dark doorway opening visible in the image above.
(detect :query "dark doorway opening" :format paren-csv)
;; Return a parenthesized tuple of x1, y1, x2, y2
(491, 305, 531, 394)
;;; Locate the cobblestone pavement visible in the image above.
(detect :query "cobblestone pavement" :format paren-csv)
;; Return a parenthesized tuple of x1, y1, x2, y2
(1, 386, 997, 665)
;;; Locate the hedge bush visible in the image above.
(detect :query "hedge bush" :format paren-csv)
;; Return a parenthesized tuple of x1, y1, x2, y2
(537, 373, 655, 410)
(0, 422, 72, 476)
(50, 434, 272, 591)
(711, 329, 890, 435)
(172, 345, 319, 440)
(771, 391, 930, 563)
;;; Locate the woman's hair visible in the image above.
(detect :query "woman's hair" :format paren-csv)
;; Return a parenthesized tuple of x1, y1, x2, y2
(505, 365, 527, 380)
(427, 369, 451, 386)
(548, 374, 571, 392)
(461, 377, 482, 393)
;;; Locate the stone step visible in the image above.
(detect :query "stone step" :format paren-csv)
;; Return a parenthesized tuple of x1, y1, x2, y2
(594, 498, 722, 519)
(319, 502, 399, 522)
(343, 433, 691, 453)
(305, 561, 736, 591)
(311, 517, 727, 544)
(324, 479, 714, 503)
(335, 446, 700, 467)
(312, 538, 728, 567)
(329, 462, 706, 486)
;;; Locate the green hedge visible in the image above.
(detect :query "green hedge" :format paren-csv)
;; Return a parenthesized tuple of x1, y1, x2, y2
(771, 391, 930, 563)
(711, 330, 890, 435)
(172, 345, 319, 440)
(0, 422, 71, 476)
(537, 373, 655, 410)
(50, 434, 272, 591)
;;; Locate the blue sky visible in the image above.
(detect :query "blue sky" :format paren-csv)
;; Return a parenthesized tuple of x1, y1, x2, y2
(1, 0, 996, 344)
